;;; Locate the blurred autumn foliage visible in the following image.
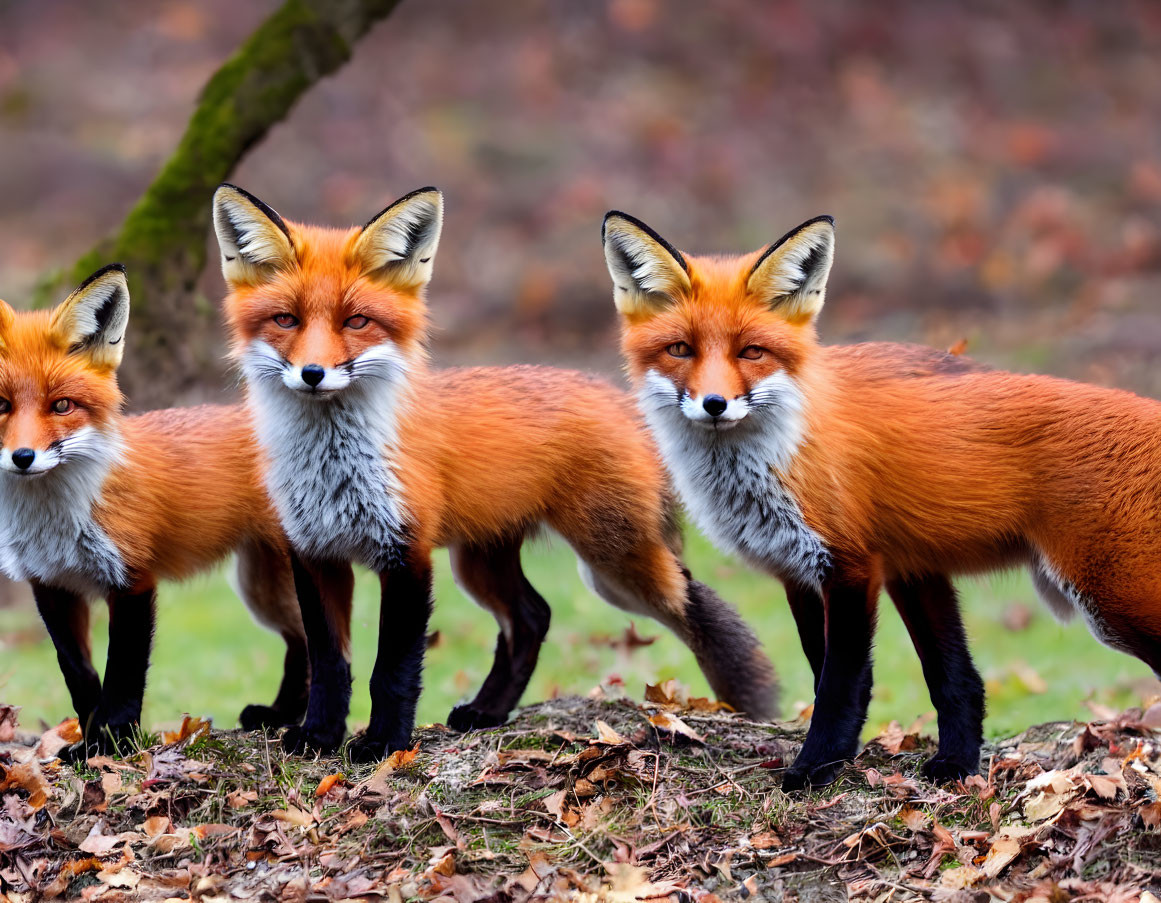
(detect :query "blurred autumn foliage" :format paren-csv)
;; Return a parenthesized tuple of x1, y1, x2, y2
(1, 0, 1160, 400)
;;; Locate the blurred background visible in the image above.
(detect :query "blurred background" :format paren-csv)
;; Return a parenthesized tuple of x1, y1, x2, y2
(0, 0, 1159, 739)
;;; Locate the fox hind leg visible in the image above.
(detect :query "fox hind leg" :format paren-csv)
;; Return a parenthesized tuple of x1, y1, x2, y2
(234, 541, 310, 730)
(445, 538, 550, 732)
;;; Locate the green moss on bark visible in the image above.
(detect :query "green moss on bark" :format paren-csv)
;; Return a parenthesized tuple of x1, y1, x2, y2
(35, 0, 402, 408)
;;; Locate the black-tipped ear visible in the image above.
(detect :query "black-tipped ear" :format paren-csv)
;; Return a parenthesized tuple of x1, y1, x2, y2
(602, 211, 690, 316)
(353, 187, 443, 290)
(50, 264, 131, 368)
(747, 216, 835, 323)
(212, 183, 295, 284)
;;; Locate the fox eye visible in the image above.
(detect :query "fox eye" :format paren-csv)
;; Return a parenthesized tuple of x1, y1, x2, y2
(0, 399, 9, 414)
(666, 342, 693, 358)
(344, 315, 369, 330)
(738, 346, 765, 361)
(273, 314, 299, 329)
(51, 399, 74, 415)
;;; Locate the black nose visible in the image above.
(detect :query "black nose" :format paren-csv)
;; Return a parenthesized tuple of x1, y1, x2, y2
(703, 395, 728, 417)
(11, 448, 34, 470)
(301, 364, 325, 388)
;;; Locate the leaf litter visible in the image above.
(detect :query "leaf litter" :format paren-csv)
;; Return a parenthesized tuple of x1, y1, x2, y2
(0, 689, 1159, 900)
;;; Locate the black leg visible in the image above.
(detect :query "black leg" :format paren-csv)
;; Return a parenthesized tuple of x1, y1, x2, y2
(447, 543, 550, 732)
(785, 581, 826, 693)
(347, 548, 433, 763)
(281, 552, 353, 755)
(32, 581, 101, 726)
(62, 585, 157, 761)
(239, 631, 310, 731)
(886, 573, 984, 782)
(783, 574, 878, 791)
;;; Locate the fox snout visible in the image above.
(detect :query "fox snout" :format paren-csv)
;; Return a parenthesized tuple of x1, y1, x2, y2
(680, 391, 749, 430)
(1, 445, 59, 475)
(284, 362, 348, 395)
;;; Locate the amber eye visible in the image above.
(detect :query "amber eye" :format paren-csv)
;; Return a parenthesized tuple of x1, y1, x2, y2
(666, 342, 693, 358)
(738, 346, 765, 361)
(344, 315, 369, 330)
(51, 399, 74, 415)
(0, 399, 10, 414)
(273, 314, 299, 329)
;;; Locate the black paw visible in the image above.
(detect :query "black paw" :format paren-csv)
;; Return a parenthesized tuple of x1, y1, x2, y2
(59, 722, 135, 763)
(781, 759, 844, 792)
(921, 754, 979, 783)
(281, 723, 344, 756)
(239, 704, 297, 732)
(446, 704, 508, 733)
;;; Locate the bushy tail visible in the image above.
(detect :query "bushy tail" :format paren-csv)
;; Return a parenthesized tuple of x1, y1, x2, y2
(679, 579, 778, 720)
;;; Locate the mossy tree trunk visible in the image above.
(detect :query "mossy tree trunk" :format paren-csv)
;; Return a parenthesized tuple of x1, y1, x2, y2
(35, 0, 403, 410)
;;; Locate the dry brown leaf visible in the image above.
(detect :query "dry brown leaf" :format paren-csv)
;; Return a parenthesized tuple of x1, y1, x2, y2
(0, 761, 50, 810)
(37, 718, 82, 759)
(594, 721, 627, 745)
(140, 815, 171, 837)
(384, 746, 419, 769)
(160, 715, 210, 745)
(871, 720, 920, 755)
(271, 806, 313, 829)
(0, 705, 19, 743)
(647, 712, 704, 742)
(749, 831, 781, 850)
(899, 803, 929, 833)
(314, 772, 346, 797)
(982, 825, 1036, 878)
(225, 789, 258, 808)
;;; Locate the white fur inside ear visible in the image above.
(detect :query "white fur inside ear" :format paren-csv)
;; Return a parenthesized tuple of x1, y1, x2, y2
(747, 219, 834, 322)
(213, 186, 294, 282)
(53, 269, 130, 367)
(355, 190, 443, 289)
(603, 217, 690, 316)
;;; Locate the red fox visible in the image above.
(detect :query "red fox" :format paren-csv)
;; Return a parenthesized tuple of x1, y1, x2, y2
(213, 184, 777, 762)
(604, 209, 1161, 789)
(0, 266, 342, 757)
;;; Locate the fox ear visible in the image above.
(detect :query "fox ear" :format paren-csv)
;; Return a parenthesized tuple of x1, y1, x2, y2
(747, 216, 835, 324)
(50, 264, 131, 369)
(353, 187, 443, 291)
(602, 212, 690, 317)
(212, 184, 295, 285)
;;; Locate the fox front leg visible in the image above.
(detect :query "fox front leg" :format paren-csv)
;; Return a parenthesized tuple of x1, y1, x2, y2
(280, 553, 353, 755)
(782, 572, 877, 791)
(346, 546, 434, 764)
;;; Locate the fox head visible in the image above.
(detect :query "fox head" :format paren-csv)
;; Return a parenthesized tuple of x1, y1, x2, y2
(0, 265, 128, 476)
(603, 212, 834, 434)
(214, 184, 440, 400)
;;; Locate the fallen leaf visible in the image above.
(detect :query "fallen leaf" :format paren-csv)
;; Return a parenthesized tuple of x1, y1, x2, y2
(0, 761, 50, 810)
(37, 718, 82, 759)
(315, 772, 346, 797)
(749, 831, 781, 850)
(594, 721, 627, 746)
(271, 806, 313, 829)
(982, 825, 1036, 878)
(647, 712, 704, 743)
(161, 715, 210, 745)
(0, 705, 19, 742)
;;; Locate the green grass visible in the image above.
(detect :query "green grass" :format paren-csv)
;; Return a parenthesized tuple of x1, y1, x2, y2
(0, 530, 1152, 740)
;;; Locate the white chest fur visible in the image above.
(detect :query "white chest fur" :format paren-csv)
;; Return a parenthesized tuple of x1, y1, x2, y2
(639, 370, 831, 590)
(247, 377, 411, 572)
(0, 428, 127, 595)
